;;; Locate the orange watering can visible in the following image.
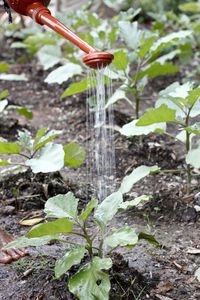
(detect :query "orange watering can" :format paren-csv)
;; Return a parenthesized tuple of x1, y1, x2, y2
(4, 0, 114, 69)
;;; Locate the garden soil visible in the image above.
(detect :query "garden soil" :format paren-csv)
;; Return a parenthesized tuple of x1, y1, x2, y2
(0, 36, 200, 300)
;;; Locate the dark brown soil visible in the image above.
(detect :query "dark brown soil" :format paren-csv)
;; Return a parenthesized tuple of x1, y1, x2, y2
(1, 34, 200, 300)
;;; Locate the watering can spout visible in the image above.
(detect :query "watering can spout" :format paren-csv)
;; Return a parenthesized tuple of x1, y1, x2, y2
(6, 0, 114, 69)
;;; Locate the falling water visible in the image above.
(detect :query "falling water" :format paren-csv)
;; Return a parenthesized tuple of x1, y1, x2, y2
(86, 67, 115, 202)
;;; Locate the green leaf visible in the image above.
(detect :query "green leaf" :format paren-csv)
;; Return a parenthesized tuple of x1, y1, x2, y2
(17, 107, 33, 119)
(37, 45, 62, 70)
(55, 246, 86, 279)
(0, 74, 28, 81)
(4, 235, 58, 249)
(105, 88, 129, 109)
(0, 100, 8, 113)
(105, 226, 138, 248)
(138, 35, 157, 59)
(0, 142, 21, 154)
(186, 148, 200, 168)
(195, 267, 200, 282)
(94, 191, 123, 228)
(44, 192, 78, 219)
(137, 104, 177, 126)
(33, 129, 61, 151)
(18, 130, 32, 150)
(0, 62, 10, 73)
(112, 49, 129, 71)
(0, 89, 9, 100)
(61, 78, 89, 98)
(64, 142, 86, 168)
(0, 159, 10, 166)
(118, 21, 141, 49)
(120, 119, 166, 137)
(179, 2, 200, 13)
(68, 257, 112, 300)
(187, 87, 200, 106)
(26, 218, 74, 238)
(79, 199, 98, 221)
(34, 128, 47, 145)
(150, 30, 192, 55)
(26, 143, 64, 173)
(138, 62, 179, 80)
(119, 195, 150, 210)
(138, 232, 160, 246)
(45, 63, 82, 84)
(119, 165, 159, 194)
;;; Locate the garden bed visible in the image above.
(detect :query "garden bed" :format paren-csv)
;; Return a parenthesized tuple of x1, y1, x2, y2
(0, 32, 200, 300)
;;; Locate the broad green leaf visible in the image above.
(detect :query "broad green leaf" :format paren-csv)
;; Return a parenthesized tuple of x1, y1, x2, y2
(118, 21, 141, 49)
(0, 74, 28, 81)
(150, 30, 192, 55)
(37, 45, 62, 70)
(45, 63, 82, 84)
(138, 35, 157, 59)
(195, 267, 200, 282)
(0, 159, 10, 166)
(138, 62, 179, 80)
(64, 143, 86, 168)
(4, 235, 58, 249)
(0, 100, 8, 113)
(44, 192, 78, 219)
(26, 143, 64, 173)
(61, 78, 89, 98)
(0, 142, 21, 154)
(112, 49, 129, 71)
(105, 226, 138, 248)
(137, 104, 177, 126)
(55, 246, 86, 279)
(33, 129, 61, 151)
(179, 2, 200, 13)
(119, 165, 159, 195)
(138, 232, 160, 246)
(68, 257, 112, 300)
(0, 89, 9, 100)
(26, 218, 74, 238)
(0, 62, 9, 73)
(186, 148, 200, 168)
(119, 195, 150, 210)
(17, 107, 33, 119)
(105, 88, 129, 109)
(94, 191, 123, 228)
(120, 120, 166, 137)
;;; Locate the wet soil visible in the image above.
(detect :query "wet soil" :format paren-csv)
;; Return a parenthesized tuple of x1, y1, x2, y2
(0, 35, 200, 300)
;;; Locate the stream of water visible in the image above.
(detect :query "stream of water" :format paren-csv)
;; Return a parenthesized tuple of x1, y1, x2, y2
(86, 68, 116, 202)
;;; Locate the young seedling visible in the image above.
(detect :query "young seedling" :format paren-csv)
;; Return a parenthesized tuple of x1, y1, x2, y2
(120, 82, 200, 194)
(5, 165, 159, 300)
(0, 128, 85, 174)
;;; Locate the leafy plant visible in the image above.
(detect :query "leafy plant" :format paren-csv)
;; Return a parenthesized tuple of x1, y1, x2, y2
(0, 128, 85, 174)
(120, 81, 200, 194)
(5, 165, 159, 300)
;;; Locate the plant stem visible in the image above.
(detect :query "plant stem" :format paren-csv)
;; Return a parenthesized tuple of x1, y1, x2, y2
(185, 110, 192, 194)
(186, 130, 192, 194)
(135, 90, 140, 119)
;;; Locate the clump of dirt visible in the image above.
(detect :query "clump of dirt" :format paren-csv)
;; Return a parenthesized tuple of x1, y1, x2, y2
(110, 253, 159, 300)
(0, 169, 86, 211)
